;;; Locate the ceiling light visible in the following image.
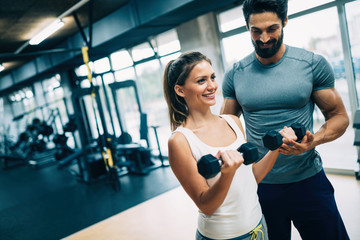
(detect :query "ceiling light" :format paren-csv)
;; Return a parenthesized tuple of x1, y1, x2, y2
(29, 19, 65, 45)
(0, 64, 4, 72)
(15, 0, 89, 54)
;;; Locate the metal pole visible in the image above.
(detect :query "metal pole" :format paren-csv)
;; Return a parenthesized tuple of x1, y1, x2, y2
(337, 2, 358, 117)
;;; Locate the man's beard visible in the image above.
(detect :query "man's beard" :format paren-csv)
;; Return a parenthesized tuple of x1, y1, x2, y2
(252, 30, 283, 58)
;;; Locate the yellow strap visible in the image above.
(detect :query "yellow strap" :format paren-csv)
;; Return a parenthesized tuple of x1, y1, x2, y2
(250, 224, 264, 240)
(106, 148, 114, 167)
(81, 46, 115, 169)
(81, 46, 93, 85)
(81, 46, 89, 63)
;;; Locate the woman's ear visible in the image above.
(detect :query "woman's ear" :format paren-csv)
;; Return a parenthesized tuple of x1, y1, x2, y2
(174, 85, 185, 97)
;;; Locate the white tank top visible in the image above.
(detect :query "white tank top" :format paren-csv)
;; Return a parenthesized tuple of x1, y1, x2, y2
(174, 115, 262, 239)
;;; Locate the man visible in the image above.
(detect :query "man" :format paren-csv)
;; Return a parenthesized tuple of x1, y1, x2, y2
(220, 0, 350, 239)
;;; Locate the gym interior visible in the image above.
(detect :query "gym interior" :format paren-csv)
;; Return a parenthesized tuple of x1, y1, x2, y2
(0, 0, 359, 239)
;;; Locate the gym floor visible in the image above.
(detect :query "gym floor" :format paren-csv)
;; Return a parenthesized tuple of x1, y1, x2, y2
(0, 161, 179, 240)
(64, 173, 360, 240)
(1, 158, 359, 240)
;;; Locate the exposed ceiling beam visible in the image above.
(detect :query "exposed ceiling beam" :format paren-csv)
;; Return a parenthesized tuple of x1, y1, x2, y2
(0, 48, 82, 61)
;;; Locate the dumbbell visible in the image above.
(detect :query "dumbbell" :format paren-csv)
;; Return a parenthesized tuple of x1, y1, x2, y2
(197, 142, 259, 179)
(262, 123, 306, 151)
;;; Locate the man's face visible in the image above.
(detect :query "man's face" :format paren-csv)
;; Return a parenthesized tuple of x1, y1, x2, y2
(252, 29, 283, 58)
(248, 12, 285, 58)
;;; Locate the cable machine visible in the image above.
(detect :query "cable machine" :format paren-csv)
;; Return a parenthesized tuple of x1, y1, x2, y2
(108, 79, 168, 173)
(59, 47, 121, 191)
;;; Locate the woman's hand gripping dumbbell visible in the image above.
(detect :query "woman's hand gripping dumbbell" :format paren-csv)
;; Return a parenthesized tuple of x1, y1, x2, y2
(262, 123, 306, 150)
(197, 142, 259, 179)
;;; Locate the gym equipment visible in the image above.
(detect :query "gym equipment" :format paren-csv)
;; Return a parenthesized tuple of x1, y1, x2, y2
(63, 115, 77, 132)
(62, 46, 121, 191)
(69, 86, 116, 182)
(0, 127, 28, 169)
(53, 134, 75, 161)
(3, 97, 69, 169)
(1, 116, 58, 169)
(262, 123, 306, 151)
(26, 114, 60, 168)
(108, 80, 168, 175)
(352, 109, 360, 180)
(197, 142, 259, 179)
(81, 46, 120, 192)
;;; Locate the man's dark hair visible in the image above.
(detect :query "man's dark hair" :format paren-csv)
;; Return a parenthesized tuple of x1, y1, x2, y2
(242, 0, 288, 27)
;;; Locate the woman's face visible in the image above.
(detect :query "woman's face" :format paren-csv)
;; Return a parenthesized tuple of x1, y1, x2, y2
(175, 60, 217, 109)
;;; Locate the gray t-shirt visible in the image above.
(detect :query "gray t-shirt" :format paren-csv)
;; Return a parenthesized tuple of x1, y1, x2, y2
(222, 45, 334, 184)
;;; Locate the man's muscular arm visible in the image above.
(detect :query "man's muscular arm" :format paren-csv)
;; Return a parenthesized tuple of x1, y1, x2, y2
(280, 88, 349, 155)
(312, 88, 349, 143)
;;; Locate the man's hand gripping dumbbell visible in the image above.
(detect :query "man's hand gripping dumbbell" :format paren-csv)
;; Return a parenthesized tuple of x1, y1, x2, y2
(197, 142, 259, 179)
(262, 123, 306, 151)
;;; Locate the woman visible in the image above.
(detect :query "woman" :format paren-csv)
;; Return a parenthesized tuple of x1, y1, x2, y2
(163, 51, 295, 240)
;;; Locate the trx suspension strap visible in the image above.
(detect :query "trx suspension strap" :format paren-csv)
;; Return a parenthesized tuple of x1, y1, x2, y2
(81, 46, 120, 191)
